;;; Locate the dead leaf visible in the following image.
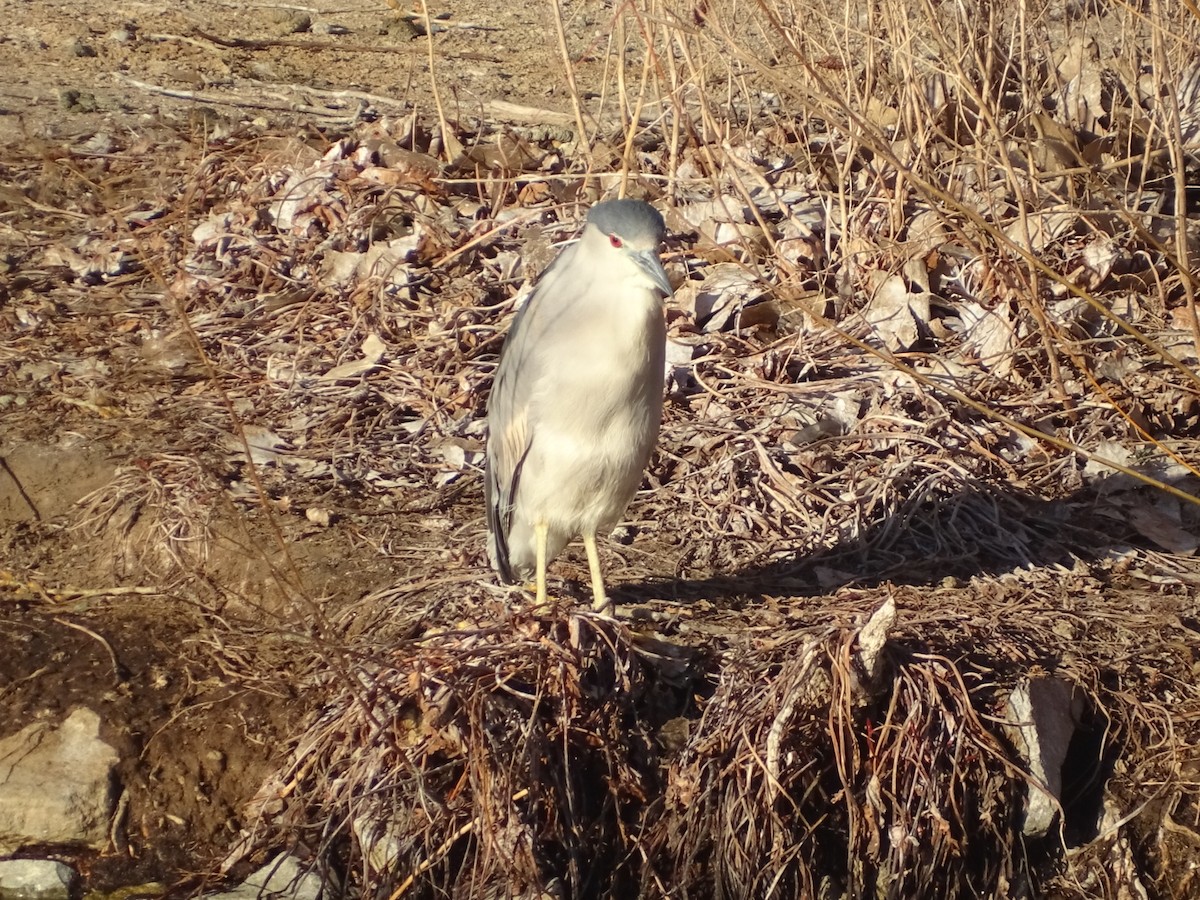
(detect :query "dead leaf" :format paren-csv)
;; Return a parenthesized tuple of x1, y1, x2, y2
(306, 507, 333, 527)
(956, 301, 1018, 377)
(674, 263, 765, 332)
(862, 270, 930, 351)
(1127, 499, 1198, 555)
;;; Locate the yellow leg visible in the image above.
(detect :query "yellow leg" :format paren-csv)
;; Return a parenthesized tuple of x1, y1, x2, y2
(535, 522, 549, 607)
(583, 532, 610, 612)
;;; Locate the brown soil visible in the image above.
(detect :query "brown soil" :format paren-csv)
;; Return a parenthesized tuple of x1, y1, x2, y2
(1, 0, 590, 139)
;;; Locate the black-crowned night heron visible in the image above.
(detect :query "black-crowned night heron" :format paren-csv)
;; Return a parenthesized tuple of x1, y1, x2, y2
(485, 198, 672, 611)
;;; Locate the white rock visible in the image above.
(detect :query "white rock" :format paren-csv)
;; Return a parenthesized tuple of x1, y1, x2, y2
(855, 595, 895, 687)
(352, 815, 402, 875)
(0, 859, 77, 899)
(0, 708, 119, 853)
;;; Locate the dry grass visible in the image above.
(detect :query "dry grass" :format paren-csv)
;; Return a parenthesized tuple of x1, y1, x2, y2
(230, 571, 1194, 898)
(3, 0, 1200, 895)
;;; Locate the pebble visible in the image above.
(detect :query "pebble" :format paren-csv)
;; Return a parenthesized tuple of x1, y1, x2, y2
(0, 860, 77, 900)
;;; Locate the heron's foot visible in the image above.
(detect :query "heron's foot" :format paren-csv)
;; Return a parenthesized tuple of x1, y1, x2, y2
(582, 533, 614, 614)
(519, 580, 558, 611)
(590, 593, 615, 614)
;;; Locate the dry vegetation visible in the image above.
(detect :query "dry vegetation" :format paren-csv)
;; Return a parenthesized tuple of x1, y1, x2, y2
(3, 0, 1200, 896)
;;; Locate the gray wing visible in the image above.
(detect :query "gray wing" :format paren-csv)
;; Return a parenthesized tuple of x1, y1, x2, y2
(484, 245, 578, 581)
(484, 351, 532, 582)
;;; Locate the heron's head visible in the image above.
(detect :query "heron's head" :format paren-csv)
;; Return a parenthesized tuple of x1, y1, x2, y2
(583, 199, 672, 299)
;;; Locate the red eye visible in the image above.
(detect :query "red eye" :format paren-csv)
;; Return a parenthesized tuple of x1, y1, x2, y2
(609, 233, 623, 248)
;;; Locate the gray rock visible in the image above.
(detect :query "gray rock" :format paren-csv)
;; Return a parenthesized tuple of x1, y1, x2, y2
(1005, 677, 1084, 837)
(267, 9, 311, 34)
(0, 859, 77, 900)
(0, 708, 119, 853)
(205, 855, 328, 900)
